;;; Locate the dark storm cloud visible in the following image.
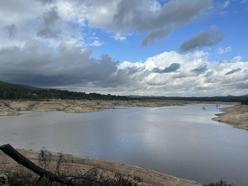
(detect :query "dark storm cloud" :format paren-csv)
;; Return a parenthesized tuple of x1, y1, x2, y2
(37, 0, 54, 5)
(0, 41, 118, 87)
(225, 68, 241, 75)
(37, 7, 61, 38)
(113, 0, 212, 46)
(180, 29, 224, 52)
(153, 63, 181, 73)
(3, 24, 17, 38)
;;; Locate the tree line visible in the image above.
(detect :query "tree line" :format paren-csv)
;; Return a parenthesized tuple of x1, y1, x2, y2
(0, 81, 247, 103)
(0, 81, 130, 100)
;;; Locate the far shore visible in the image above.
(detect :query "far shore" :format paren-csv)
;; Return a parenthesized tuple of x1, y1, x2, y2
(0, 99, 234, 116)
(0, 99, 194, 117)
(1, 99, 247, 131)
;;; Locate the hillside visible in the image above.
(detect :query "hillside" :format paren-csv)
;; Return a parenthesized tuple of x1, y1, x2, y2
(0, 80, 247, 102)
(0, 81, 129, 100)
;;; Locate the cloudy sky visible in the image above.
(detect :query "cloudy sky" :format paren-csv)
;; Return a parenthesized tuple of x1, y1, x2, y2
(0, 0, 247, 96)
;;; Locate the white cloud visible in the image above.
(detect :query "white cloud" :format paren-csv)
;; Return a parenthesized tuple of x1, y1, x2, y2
(54, 0, 212, 45)
(232, 56, 242, 62)
(90, 39, 104, 47)
(0, 0, 247, 97)
(0, 40, 247, 96)
(118, 51, 247, 96)
(113, 33, 127, 41)
(217, 46, 232, 54)
(0, 0, 213, 48)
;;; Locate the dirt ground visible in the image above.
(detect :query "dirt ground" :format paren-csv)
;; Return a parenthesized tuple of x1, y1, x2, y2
(0, 149, 200, 186)
(213, 104, 248, 130)
(0, 99, 189, 117)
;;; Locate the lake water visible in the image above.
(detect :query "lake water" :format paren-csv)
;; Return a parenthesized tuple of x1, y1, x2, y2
(0, 104, 248, 185)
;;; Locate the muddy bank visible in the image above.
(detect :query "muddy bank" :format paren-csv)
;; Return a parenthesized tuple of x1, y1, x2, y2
(0, 149, 200, 186)
(0, 99, 189, 117)
(214, 104, 248, 130)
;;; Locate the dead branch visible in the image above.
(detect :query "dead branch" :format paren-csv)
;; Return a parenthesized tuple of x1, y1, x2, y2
(0, 144, 70, 185)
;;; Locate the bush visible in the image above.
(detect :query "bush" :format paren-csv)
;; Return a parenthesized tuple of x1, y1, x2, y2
(204, 180, 235, 186)
(241, 99, 248, 105)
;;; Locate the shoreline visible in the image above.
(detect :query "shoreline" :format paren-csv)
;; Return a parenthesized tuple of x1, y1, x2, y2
(1, 99, 247, 131)
(0, 148, 200, 186)
(0, 99, 191, 117)
(1, 99, 247, 185)
(213, 104, 248, 130)
(0, 99, 233, 117)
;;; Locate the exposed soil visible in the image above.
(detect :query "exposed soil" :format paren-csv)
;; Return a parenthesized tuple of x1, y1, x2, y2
(213, 104, 248, 130)
(0, 149, 200, 186)
(0, 99, 189, 117)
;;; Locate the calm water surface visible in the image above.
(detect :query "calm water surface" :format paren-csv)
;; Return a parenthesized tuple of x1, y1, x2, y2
(0, 104, 248, 185)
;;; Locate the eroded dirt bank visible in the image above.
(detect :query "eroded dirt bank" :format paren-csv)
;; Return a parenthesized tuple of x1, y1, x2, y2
(0, 99, 189, 117)
(214, 104, 248, 130)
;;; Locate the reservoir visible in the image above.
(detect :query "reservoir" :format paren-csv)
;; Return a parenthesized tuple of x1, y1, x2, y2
(0, 104, 247, 185)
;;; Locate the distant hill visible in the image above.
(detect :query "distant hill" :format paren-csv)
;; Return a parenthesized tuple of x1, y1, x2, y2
(0, 81, 129, 100)
(0, 80, 247, 102)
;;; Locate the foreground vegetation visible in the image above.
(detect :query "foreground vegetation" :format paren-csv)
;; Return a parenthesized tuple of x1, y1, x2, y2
(0, 145, 236, 186)
(6, 176, 235, 186)
(0, 146, 200, 186)
(7, 173, 139, 186)
(0, 145, 141, 186)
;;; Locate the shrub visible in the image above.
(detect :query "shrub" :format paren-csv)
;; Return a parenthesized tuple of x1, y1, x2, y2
(241, 99, 248, 105)
(204, 180, 235, 186)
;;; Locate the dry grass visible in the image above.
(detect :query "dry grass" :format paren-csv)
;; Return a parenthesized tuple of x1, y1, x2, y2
(0, 149, 200, 186)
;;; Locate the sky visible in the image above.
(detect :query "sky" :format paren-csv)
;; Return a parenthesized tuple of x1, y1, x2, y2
(0, 0, 247, 96)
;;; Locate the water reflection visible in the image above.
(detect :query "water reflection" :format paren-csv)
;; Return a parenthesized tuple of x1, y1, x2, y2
(0, 104, 247, 186)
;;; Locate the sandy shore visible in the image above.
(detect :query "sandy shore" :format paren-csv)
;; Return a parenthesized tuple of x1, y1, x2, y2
(213, 104, 248, 130)
(0, 99, 189, 117)
(0, 149, 200, 186)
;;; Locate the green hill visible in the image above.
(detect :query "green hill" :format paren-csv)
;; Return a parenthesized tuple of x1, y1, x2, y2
(0, 80, 247, 102)
(0, 81, 128, 100)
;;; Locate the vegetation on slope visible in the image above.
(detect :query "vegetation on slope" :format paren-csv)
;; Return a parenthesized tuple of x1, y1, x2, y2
(204, 180, 234, 186)
(241, 98, 248, 105)
(0, 80, 247, 103)
(0, 81, 129, 100)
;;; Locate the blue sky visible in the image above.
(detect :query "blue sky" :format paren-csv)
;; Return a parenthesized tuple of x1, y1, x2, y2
(88, 0, 248, 62)
(0, 0, 247, 96)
